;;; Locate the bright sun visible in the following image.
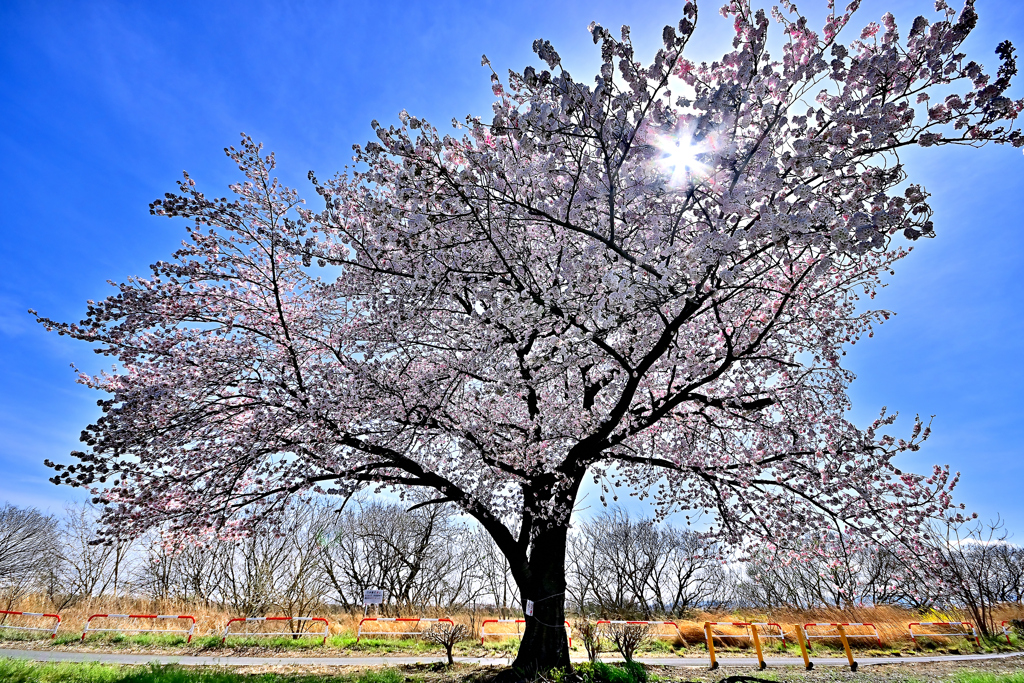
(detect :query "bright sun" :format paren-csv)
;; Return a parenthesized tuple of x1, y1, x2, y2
(656, 132, 708, 185)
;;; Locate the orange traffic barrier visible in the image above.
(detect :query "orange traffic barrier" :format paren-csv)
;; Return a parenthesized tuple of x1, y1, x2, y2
(804, 622, 879, 671)
(479, 618, 571, 646)
(357, 616, 454, 642)
(908, 621, 980, 647)
(83, 613, 195, 643)
(0, 610, 61, 639)
(222, 616, 328, 645)
(703, 621, 767, 670)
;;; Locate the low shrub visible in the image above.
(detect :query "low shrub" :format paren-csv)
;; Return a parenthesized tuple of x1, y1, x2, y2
(1010, 620, 1024, 639)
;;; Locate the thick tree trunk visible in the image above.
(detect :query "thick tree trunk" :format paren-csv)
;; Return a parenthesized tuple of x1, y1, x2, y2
(509, 524, 571, 675)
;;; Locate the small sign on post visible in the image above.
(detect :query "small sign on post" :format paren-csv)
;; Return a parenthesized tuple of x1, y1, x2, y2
(525, 600, 534, 616)
(363, 589, 385, 605)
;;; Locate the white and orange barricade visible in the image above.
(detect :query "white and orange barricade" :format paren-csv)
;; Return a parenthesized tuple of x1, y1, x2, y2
(804, 622, 881, 646)
(803, 622, 880, 671)
(356, 617, 454, 642)
(793, 624, 814, 670)
(82, 614, 196, 643)
(702, 621, 770, 670)
(222, 616, 329, 645)
(0, 610, 61, 639)
(1001, 620, 1015, 645)
(752, 622, 786, 644)
(479, 618, 572, 646)
(595, 620, 684, 644)
(908, 621, 980, 647)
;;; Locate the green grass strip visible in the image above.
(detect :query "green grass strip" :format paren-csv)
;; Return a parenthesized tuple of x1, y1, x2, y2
(0, 658, 408, 683)
(951, 672, 1024, 683)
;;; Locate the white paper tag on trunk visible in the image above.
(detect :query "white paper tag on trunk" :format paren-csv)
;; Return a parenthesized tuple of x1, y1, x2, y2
(525, 599, 534, 616)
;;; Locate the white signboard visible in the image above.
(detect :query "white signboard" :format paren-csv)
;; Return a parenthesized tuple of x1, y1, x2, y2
(525, 599, 534, 616)
(363, 589, 385, 605)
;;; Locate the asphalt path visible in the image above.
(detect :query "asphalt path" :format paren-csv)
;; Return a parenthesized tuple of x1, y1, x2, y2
(1, 648, 1021, 668)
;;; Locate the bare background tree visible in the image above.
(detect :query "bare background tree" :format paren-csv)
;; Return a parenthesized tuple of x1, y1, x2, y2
(1, 498, 1020, 643)
(44, 503, 136, 611)
(568, 511, 733, 618)
(314, 500, 489, 613)
(0, 504, 59, 611)
(926, 519, 1023, 638)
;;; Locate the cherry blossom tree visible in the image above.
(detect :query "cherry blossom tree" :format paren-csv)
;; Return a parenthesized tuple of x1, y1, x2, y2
(36, 0, 1022, 673)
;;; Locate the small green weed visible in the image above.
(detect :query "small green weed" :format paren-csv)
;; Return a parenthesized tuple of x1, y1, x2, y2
(355, 669, 404, 683)
(82, 632, 193, 647)
(951, 672, 1024, 683)
(218, 635, 327, 649)
(340, 636, 434, 652)
(635, 638, 679, 654)
(572, 661, 647, 683)
(481, 637, 522, 651)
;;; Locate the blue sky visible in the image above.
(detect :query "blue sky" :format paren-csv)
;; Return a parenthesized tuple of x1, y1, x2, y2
(1, 0, 1022, 534)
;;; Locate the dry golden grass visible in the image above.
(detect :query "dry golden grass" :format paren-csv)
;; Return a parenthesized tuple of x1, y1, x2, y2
(693, 604, 1024, 649)
(1, 593, 1021, 650)
(0, 594, 515, 641)
(1, 594, 357, 639)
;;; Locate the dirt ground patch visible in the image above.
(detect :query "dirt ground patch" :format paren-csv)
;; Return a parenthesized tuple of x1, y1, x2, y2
(646, 655, 1024, 682)
(101, 655, 1024, 682)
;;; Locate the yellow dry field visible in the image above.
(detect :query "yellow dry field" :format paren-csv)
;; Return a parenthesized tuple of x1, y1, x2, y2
(0, 593, 1021, 650)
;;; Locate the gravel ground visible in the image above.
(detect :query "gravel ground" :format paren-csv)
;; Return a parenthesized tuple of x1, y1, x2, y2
(647, 655, 1024, 682)
(2, 645, 1021, 671)
(0, 637, 1007, 661)
(110, 655, 1024, 682)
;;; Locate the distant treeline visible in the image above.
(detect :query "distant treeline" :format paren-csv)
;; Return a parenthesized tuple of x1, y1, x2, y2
(0, 500, 1020, 637)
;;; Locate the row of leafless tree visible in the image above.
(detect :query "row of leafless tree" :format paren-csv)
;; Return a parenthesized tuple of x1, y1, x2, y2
(0, 499, 516, 617)
(0, 503, 135, 612)
(727, 521, 1023, 637)
(567, 511, 734, 616)
(0, 500, 1020, 635)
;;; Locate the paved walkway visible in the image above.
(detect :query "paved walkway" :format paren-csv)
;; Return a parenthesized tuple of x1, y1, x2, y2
(1, 648, 1021, 668)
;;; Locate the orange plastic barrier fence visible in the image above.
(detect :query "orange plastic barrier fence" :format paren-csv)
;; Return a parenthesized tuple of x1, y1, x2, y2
(794, 624, 813, 670)
(356, 617, 454, 642)
(0, 610, 61, 639)
(479, 618, 571, 646)
(82, 614, 195, 643)
(752, 622, 785, 643)
(804, 622, 881, 646)
(702, 621, 769, 670)
(594, 620, 684, 642)
(222, 616, 329, 645)
(701, 621, 758, 644)
(803, 622, 879, 671)
(908, 621, 980, 647)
